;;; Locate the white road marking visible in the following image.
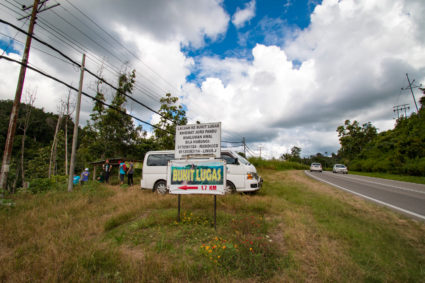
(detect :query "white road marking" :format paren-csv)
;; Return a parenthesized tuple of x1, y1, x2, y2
(305, 171, 425, 221)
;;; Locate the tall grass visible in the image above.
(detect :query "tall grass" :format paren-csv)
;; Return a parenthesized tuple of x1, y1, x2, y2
(0, 170, 424, 282)
(249, 157, 308, 171)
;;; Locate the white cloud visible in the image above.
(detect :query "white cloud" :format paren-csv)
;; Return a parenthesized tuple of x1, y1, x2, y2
(232, 0, 256, 28)
(184, 0, 425, 157)
(0, 0, 227, 128)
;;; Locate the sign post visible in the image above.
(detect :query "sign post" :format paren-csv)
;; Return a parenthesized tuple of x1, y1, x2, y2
(172, 122, 223, 229)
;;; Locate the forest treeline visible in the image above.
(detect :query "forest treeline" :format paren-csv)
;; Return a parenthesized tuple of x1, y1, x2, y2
(280, 90, 425, 176)
(0, 70, 187, 192)
(335, 90, 425, 176)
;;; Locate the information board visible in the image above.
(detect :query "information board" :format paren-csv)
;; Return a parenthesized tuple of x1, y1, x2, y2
(175, 122, 221, 159)
(168, 159, 226, 195)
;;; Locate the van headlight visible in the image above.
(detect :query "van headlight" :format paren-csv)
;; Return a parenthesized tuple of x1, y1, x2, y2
(247, 172, 258, 180)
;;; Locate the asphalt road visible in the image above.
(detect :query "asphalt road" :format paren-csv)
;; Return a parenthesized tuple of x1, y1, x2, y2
(304, 171, 425, 221)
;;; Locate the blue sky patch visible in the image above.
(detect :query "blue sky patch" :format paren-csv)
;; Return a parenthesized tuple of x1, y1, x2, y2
(0, 38, 21, 56)
(184, 0, 322, 84)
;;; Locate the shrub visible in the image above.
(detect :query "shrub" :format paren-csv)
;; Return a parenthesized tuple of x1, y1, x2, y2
(28, 175, 68, 194)
(249, 158, 308, 171)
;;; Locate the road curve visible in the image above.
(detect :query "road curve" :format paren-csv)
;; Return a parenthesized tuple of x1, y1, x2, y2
(304, 171, 425, 221)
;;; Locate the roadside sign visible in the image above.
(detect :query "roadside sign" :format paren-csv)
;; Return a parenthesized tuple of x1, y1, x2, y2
(175, 122, 221, 159)
(168, 159, 226, 195)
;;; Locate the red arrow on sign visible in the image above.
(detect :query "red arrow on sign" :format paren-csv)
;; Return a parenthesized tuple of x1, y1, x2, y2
(178, 185, 198, 190)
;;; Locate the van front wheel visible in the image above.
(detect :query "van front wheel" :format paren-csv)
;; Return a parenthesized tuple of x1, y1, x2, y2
(154, 180, 168, 194)
(225, 181, 236, 194)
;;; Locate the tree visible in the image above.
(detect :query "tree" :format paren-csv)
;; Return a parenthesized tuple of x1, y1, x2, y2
(154, 93, 187, 149)
(62, 89, 75, 176)
(17, 90, 36, 189)
(280, 146, 302, 162)
(80, 69, 143, 160)
(336, 120, 377, 160)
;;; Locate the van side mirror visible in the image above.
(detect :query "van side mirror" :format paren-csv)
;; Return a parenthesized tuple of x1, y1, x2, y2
(234, 158, 239, 165)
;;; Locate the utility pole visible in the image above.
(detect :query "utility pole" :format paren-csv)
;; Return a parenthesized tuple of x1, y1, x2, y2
(0, 0, 40, 191)
(242, 137, 246, 157)
(68, 54, 86, 192)
(393, 104, 410, 119)
(402, 73, 422, 113)
(259, 146, 262, 159)
(0, 0, 60, 191)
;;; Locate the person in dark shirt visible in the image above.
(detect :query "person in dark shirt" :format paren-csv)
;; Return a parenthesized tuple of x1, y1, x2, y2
(103, 159, 112, 183)
(127, 160, 134, 186)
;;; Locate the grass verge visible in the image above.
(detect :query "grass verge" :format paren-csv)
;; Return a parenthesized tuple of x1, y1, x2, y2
(0, 170, 424, 282)
(350, 171, 425, 185)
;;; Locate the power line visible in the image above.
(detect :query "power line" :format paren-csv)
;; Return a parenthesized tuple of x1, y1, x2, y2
(2, 5, 169, 119)
(46, 2, 171, 99)
(0, 18, 174, 123)
(0, 17, 29, 56)
(30, 5, 167, 102)
(0, 32, 74, 65)
(61, 0, 182, 95)
(0, 55, 174, 134)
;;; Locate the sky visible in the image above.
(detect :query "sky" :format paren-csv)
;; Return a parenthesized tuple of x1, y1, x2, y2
(1, 0, 424, 158)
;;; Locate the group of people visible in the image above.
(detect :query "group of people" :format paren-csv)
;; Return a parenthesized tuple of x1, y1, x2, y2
(101, 159, 135, 186)
(117, 159, 134, 186)
(72, 159, 135, 186)
(73, 168, 90, 185)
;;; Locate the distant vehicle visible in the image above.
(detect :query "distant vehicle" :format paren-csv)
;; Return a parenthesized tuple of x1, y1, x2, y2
(140, 150, 262, 194)
(333, 164, 348, 174)
(310, 163, 322, 172)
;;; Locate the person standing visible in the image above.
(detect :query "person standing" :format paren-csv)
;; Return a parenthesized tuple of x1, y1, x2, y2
(81, 168, 89, 185)
(119, 160, 126, 185)
(103, 159, 112, 183)
(127, 160, 134, 186)
(73, 173, 80, 185)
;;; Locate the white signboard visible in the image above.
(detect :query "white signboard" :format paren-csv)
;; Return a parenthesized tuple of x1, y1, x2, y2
(168, 159, 226, 195)
(175, 122, 221, 159)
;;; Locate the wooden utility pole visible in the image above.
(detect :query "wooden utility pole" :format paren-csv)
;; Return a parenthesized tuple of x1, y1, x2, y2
(67, 54, 86, 192)
(0, 0, 40, 191)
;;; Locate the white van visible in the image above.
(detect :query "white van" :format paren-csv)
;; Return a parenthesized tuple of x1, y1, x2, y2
(140, 150, 262, 194)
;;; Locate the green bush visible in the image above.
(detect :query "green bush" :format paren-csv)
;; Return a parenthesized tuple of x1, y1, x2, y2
(28, 175, 68, 194)
(249, 158, 308, 171)
(402, 158, 425, 176)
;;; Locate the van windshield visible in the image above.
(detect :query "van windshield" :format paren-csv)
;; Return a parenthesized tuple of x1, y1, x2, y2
(233, 152, 250, 165)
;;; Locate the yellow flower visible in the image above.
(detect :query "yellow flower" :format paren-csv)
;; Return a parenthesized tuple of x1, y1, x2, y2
(208, 250, 212, 253)
(218, 256, 221, 259)
(249, 248, 253, 251)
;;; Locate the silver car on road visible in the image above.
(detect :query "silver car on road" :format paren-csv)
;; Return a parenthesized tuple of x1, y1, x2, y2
(333, 164, 348, 174)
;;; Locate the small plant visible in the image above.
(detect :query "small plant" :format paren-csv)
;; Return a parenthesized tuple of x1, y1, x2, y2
(174, 211, 212, 226)
(199, 233, 280, 279)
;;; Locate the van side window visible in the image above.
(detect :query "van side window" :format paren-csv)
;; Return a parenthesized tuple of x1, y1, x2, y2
(164, 154, 175, 164)
(147, 154, 175, 166)
(222, 153, 237, 165)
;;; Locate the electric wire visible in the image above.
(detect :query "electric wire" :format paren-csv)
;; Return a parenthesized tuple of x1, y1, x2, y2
(1, 5, 174, 120)
(0, 32, 74, 65)
(0, 18, 174, 124)
(0, 55, 174, 134)
(0, 17, 28, 56)
(61, 0, 181, 95)
(32, 7, 166, 102)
